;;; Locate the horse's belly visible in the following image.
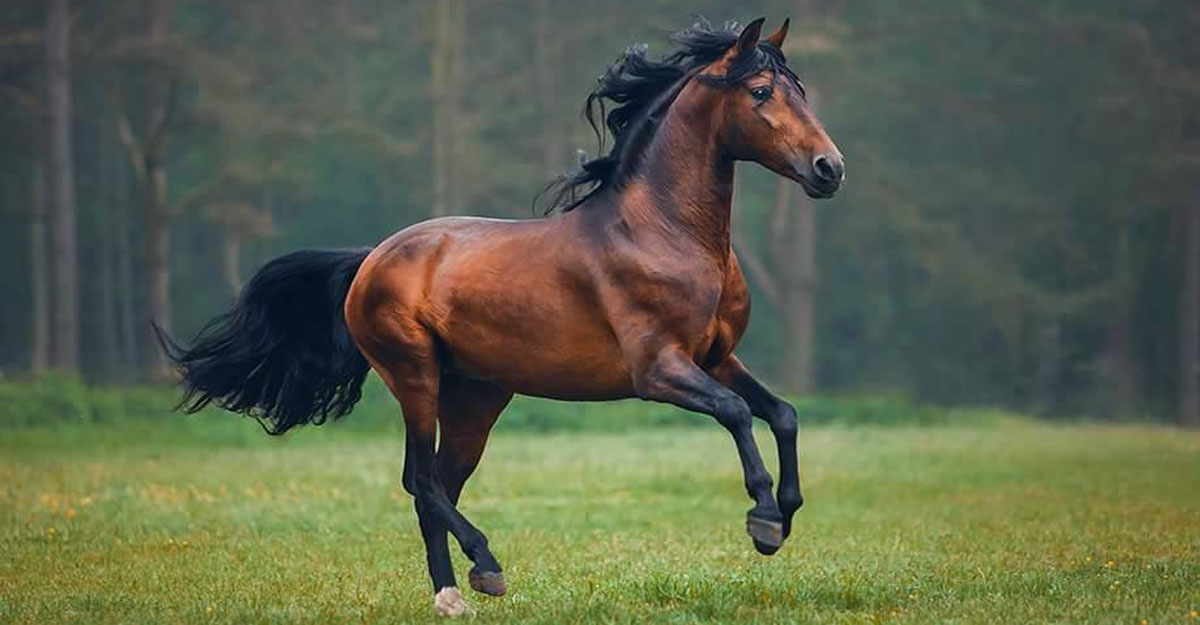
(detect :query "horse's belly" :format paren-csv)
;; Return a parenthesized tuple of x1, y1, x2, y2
(440, 321, 634, 400)
(430, 274, 635, 399)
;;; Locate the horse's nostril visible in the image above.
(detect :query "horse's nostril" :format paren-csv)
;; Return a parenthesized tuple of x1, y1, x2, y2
(813, 155, 836, 182)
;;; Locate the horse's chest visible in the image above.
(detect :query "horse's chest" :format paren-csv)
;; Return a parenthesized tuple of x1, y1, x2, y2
(600, 239, 750, 367)
(640, 262, 750, 364)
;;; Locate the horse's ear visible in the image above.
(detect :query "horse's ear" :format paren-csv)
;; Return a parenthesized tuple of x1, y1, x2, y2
(765, 17, 790, 48)
(735, 17, 766, 57)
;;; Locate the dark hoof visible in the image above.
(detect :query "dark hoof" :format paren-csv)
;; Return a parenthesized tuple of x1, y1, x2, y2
(468, 569, 506, 597)
(746, 516, 784, 556)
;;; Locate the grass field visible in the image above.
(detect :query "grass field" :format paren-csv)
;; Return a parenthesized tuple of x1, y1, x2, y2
(1, 412, 1197, 624)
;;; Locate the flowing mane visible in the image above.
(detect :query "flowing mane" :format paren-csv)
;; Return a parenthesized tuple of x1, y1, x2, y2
(542, 18, 803, 214)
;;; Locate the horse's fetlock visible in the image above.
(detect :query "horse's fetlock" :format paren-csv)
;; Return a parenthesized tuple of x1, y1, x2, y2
(462, 533, 489, 557)
(780, 492, 804, 513)
(746, 470, 774, 495)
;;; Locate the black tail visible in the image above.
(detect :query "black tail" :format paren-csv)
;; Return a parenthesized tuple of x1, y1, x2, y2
(157, 248, 372, 435)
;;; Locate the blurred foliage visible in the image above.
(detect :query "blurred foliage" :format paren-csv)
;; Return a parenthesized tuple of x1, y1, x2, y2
(1, 0, 1198, 419)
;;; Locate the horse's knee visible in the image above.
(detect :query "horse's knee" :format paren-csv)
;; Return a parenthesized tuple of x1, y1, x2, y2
(712, 395, 753, 431)
(770, 403, 799, 439)
(413, 495, 440, 533)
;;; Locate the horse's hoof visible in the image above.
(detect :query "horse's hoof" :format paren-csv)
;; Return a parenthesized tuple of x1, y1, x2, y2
(746, 515, 784, 556)
(468, 569, 507, 597)
(434, 586, 470, 617)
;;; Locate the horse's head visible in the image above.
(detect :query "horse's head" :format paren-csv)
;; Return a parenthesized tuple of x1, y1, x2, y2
(702, 18, 844, 199)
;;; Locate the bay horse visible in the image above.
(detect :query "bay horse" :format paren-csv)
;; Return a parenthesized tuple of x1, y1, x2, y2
(161, 17, 843, 616)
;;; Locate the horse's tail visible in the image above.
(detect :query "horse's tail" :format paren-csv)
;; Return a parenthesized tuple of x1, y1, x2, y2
(156, 248, 372, 435)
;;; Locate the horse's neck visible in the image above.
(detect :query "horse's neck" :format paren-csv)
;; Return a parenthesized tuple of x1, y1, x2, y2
(615, 97, 734, 258)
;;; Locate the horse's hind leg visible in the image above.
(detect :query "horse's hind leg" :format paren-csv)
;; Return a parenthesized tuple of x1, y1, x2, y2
(436, 375, 512, 597)
(375, 349, 503, 616)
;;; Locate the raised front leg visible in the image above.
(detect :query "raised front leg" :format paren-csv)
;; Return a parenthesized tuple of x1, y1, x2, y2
(709, 355, 803, 538)
(633, 349, 785, 554)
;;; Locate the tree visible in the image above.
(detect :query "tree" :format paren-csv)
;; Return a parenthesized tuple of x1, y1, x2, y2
(44, 0, 78, 372)
(735, 177, 817, 394)
(533, 0, 563, 178)
(1181, 206, 1200, 425)
(143, 0, 174, 380)
(430, 0, 463, 217)
(112, 0, 177, 380)
(29, 111, 49, 374)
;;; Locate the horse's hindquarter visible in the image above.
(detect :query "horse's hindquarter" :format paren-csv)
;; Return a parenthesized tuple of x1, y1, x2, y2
(351, 215, 636, 399)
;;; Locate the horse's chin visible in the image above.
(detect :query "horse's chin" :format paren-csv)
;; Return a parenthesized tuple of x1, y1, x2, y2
(796, 175, 839, 200)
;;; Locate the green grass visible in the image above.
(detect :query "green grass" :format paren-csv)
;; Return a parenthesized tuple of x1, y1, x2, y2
(1, 411, 1197, 624)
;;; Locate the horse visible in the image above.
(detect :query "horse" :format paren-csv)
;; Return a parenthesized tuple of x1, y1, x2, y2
(160, 17, 843, 616)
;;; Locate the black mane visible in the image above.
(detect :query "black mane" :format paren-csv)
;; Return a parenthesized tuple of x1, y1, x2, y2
(542, 18, 802, 214)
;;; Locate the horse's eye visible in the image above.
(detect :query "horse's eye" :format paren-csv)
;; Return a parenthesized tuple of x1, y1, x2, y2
(750, 86, 773, 102)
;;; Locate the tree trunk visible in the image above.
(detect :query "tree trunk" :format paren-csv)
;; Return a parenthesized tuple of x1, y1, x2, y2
(115, 162, 137, 379)
(447, 3, 463, 213)
(30, 133, 51, 375)
(143, 0, 173, 381)
(45, 0, 79, 373)
(1109, 297, 1136, 413)
(98, 135, 121, 380)
(1107, 229, 1136, 415)
(730, 175, 817, 394)
(429, 0, 459, 217)
(1180, 206, 1200, 426)
(144, 164, 170, 380)
(1036, 316, 1063, 414)
(221, 228, 242, 297)
(533, 0, 561, 178)
(776, 179, 817, 394)
(770, 0, 828, 395)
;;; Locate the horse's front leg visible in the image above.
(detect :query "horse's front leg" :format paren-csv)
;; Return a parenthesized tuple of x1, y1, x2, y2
(633, 349, 785, 554)
(709, 355, 803, 539)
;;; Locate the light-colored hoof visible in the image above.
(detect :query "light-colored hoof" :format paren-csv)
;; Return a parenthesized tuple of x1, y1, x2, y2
(434, 586, 470, 617)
